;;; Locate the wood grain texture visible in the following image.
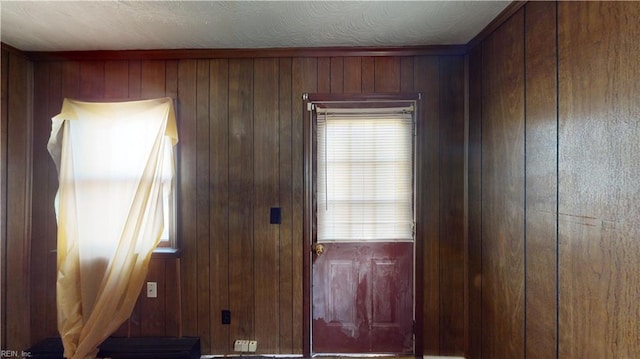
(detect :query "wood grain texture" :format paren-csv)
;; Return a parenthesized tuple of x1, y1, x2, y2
(79, 61, 104, 99)
(27, 46, 468, 62)
(208, 58, 230, 353)
(361, 58, 375, 93)
(400, 57, 414, 93)
(20, 49, 467, 356)
(253, 58, 280, 353)
(128, 60, 142, 99)
(104, 61, 129, 99)
(5, 51, 32, 351)
(1, 48, 8, 349)
(62, 61, 80, 99)
(277, 57, 294, 353)
(317, 57, 331, 93)
(481, 8, 525, 359)
(413, 56, 440, 355)
(374, 57, 401, 92)
(524, 2, 558, 358)
(141, 259, 166, 336)
(177, 59, 198, 337)
(141, 60, 165, 99)
(228, 58, 255, 342)
(343, 57, 362, 93)
(195, 59, 211, 350)
(466, 46, 482, 359)
(45, 62, 63, 338)
(438, 56, 466, 355)
(330, 57, 344, 93)
(558, 2, 640, 357)
(293, 57, 317, 355)
(30, 61, 49, 344)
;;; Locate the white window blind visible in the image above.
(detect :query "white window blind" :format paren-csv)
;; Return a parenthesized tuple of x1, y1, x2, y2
(316, 107, 414, 242)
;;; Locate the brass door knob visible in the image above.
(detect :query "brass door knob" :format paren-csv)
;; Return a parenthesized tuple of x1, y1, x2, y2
(313, 243, 325, 256)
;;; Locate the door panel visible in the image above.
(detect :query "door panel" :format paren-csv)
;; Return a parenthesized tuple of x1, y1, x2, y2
(312, 242, 414, 354)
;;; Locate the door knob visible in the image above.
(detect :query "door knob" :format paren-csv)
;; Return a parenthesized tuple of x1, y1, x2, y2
(313, 243, 325, 256)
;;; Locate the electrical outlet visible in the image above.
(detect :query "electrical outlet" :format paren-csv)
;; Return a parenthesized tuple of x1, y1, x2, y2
(234, 340, 249, 352)
(146, 282, 157, 298)
(248, 340, 257, 352)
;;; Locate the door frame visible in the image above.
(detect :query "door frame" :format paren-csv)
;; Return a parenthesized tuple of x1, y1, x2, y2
(302, 93, 424, 357)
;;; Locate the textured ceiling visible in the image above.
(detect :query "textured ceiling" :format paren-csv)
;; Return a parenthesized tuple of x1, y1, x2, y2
(0, 1, 511, 52)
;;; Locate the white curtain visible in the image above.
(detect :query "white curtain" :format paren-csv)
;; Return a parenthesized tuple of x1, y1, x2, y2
(47, 97, 178, 359)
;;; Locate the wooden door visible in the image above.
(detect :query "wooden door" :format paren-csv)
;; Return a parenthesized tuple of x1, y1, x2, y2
(311, 241, 414, 354)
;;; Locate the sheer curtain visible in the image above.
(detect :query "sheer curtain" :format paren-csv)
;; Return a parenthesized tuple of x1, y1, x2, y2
(47, 97, 178, 359)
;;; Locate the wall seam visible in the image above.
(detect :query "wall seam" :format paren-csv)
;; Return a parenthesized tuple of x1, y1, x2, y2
(522, 5, 528, 359)
(554, 2, 560, 358)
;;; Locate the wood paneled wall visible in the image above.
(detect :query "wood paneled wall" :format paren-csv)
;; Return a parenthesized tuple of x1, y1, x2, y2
(1, 48, 33, 352)
(468, 2, 640, 358)
(22, 52, 466, 355)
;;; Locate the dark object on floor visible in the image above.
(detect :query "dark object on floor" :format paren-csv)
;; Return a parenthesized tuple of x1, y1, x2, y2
(26, 337, 63, 358)
(27, 336, 201, 359)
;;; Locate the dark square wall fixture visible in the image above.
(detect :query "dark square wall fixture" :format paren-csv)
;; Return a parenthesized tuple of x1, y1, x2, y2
(270, 207, 281, 224)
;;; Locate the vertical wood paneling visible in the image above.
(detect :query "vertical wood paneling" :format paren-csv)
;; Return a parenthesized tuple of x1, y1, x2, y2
(343, 57, 362, 93)
(141, 60, 166, 99)
(253, 58, 280, 353)
(163, 258, 180, 337)
(481, 9, 525, 359)
(45, 62, 62, 338)
(104, 61, 129, 99)
(414, 55, 440, 355)
(165, 60, 181, 337)
(0, 49, 7, 349)
(12, 4, 635, 357)
(467, 47, 482, 359)
(374, 57, 401, 92)
(361, 57, 375, 93)
(558, 2, 640, 357)
(177, 59, 198, 337)
(30, 61, 49, 344)
(209, 58, 230, 353)
(330, 57, 343, 93)
(524, 2, 558, 358)
(228, 58, 255, 342)
(195, 59, 211, 352)
(317, 58, 330, 93)
(438, 56, 466, 355)
(79, 61, 104, 99)
(6, 52, 32, 351)
(292, 57, 317, 355)
(128, 60, 142, 99)
(277, 57, 294, 353)
(165, 60, 178, 100)
(22, 50, 468, 356)
(141, 259, 166, 336)
(62, 62, 80, 99)
(400, 57, 414, 93)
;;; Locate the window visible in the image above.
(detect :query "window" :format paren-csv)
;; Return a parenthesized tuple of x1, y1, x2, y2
(49, 97, 179, 359)
(158, 139, 177, 248)
(310, 96, 417, 242)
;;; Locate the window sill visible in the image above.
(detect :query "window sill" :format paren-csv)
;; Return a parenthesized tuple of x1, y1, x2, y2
(49, 247, 181, 258)
(152, 247, 181, 258)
